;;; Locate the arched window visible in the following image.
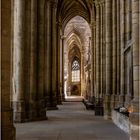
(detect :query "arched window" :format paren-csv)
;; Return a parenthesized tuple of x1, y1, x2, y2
(72, 60, 80, 82)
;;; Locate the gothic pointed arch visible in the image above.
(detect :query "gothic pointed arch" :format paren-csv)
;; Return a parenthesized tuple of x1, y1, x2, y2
(57, 0, 92, 30)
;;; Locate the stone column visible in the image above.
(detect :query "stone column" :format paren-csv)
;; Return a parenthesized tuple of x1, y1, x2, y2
(115, 0, 121, 108)
(93, 24, 96, 96)
(37, 0, 47, 117)
(60, 34, 65, 100)
(81, 50, 85, 96)
(90, 22, 95, 98)
(111, 0, 117, 109)
(124, 0, 133, 107)
(119, 0, 125, 107)
(100, 2, 103, 98)
(95, 4, 100, 98)
(102, 2, 106, 97)
(24, 0, 31, 121)
(90, 2, 96, 98)
(50, 0, 58, 109)
(45, 0, 52, 108)
(1, 0, 16, 139)
(56, 22, 62, 104)
(61, 36, 65, 100)
(104, 0, 112, 119)
(130, 0, 139, 139)
(13, 0, 26, 122)
(29, 0, 38, 120)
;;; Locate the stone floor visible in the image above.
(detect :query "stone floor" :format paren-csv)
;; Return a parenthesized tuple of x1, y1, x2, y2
(15, 99, 129, 140)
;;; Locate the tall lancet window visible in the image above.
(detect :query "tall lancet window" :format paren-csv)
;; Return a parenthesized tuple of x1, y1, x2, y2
(72, 60, 80, 82)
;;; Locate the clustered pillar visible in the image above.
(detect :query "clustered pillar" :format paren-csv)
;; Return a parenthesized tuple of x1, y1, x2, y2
(2, 0, 139, 140)
(29, 0, 38, 120)
(61, 36, 66, 100)
(130, 0, 139, 139)
(46, 0, 58, 110)
(12, 0, 60, 122)
(92, 0, 139, 138)
(56, 22, 63, 104)
(1, 0, 16, 139)
(95, 3, 100, 98)
(104, 0, 112, 119)
(13, 0, 26, 122)
(111, 0, 117, 109)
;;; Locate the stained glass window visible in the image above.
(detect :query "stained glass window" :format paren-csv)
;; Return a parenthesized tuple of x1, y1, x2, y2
(72, 60, 80, 82)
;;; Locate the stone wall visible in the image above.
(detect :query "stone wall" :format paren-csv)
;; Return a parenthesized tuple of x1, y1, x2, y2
(112, 110, 130, 134)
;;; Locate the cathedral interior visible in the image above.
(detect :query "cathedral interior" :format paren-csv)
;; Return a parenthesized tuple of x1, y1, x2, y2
(1, 0, 140, 140)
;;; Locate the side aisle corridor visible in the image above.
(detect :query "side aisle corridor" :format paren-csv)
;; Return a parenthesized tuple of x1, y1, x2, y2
(15, 100, 129, 140)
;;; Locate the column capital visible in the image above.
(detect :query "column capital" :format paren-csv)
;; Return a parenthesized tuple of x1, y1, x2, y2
(91, 21, 96, 26)
(95, 0, 104, 7)
(89, 20, 96, 29)
(99, 0, 105, 5)
(50, 0, 58, 9)
(61, 35, 66, 40)
(95, 2, 100, 7)
(56, 21, 62, 28)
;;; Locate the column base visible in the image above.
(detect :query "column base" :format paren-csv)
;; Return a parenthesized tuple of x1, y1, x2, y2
(37, 99, 48, 119)
(62, 92, 65, 101)
(114, 94, 120, 108)
(124, 95, 132, 107)
(47, 106, 58, 110)
(46, 91, 59, 110)
(2, 126, 16, 140)
(24, 110, 48, 122)
(119, 94, 125, 107)
(104, 94, 112, 120)
(52, 91, 58, 105)
(46, 101, 58, 110)
(12, 101, 25, 123)
(2, 109, 16, 140)
(111, 94, 115, 109)
(94, 97, 104, 116)
(28, 101, 38, 120)
(28, 110, 37, 120)
(29, 115, 48, 122)
(111, 94, 120, 108)
(57, 94, 62, 105)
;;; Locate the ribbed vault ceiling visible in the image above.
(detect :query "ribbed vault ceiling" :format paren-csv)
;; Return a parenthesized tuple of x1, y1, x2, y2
(57, 0, 93, 29)
(64, 16, 91, 49)
(64, 16, 91, 72)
